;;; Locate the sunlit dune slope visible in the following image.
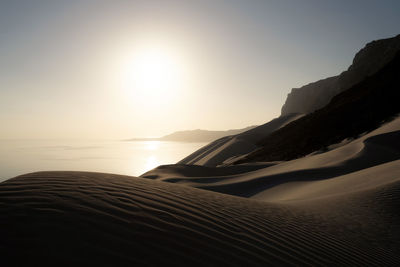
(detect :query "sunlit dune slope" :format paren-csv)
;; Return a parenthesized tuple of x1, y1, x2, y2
(178, 113, 303, 167)
(142, 115, 400, 200)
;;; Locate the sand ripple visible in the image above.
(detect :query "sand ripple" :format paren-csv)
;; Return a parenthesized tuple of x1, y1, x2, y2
(1, 171, 399, 266)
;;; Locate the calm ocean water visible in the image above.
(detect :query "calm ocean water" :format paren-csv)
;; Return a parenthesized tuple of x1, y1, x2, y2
(0, 140, 206, 182)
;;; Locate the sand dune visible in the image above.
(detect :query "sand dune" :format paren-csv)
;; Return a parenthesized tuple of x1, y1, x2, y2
(143, 116, 400, 198)
(178, 113, 303, 167)
(1, 170, 399, 266)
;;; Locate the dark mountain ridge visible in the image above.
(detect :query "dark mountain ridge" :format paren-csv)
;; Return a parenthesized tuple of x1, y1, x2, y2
(281, 34, 400, 115)
(235, 50, 400, 164)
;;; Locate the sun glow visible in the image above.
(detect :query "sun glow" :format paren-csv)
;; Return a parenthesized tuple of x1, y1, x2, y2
(123, 46, 185, 103)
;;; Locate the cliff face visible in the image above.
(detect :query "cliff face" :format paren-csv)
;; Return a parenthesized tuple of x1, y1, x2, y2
(237, 50, 400, 164)
(281, 76, 339, 115)
(281, 34, 400, 115)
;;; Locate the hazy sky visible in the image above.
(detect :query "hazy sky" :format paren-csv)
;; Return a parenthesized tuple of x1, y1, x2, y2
(1, 0, 399, 139)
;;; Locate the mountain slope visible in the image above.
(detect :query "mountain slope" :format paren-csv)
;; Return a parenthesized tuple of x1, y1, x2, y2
(281, 34, 400, 115)
(126, 126, 256, 143)
(235, 51, 400, 164)
(161, 126, 256, 142)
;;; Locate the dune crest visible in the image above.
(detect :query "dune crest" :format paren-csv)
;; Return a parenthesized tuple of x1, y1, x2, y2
(178, 113, 303, 167)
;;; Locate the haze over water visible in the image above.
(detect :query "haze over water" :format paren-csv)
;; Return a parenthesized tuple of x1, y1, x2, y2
(0, 140, 205, 182)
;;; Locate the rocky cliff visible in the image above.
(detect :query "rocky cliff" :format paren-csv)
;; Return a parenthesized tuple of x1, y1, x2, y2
(281, 34, 400, 115)
(238, 50, 400, 163)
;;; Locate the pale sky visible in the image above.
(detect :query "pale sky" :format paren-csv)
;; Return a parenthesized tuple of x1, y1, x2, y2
(1, 0, 400, 139)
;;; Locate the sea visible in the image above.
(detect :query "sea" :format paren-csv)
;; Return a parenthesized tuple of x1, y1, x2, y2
(0, 139, 206, 183)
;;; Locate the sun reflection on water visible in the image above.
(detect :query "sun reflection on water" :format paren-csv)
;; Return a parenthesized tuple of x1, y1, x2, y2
(144, 141, 161, 170)
(145, 155, 159, 171)
(145, 141, 160, 151)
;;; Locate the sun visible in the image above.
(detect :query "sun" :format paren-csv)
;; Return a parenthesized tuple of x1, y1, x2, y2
(124, 46, 183, 101)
